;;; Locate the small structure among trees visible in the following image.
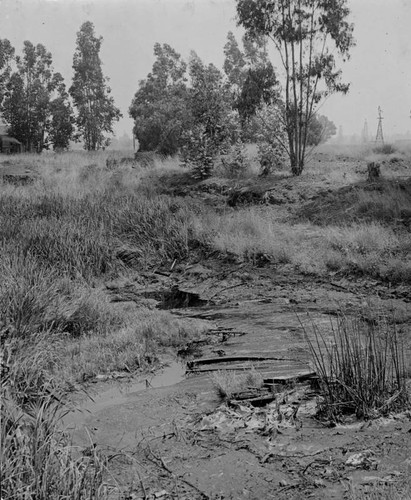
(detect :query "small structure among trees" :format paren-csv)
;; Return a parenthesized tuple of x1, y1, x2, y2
(0, 118, 22, 154)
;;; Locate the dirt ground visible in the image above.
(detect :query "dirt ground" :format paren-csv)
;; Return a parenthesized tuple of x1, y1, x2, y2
(65, 148, 411, 500)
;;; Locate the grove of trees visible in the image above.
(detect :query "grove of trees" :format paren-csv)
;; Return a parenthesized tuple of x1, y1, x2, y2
(0, 21, 121, 152)
(130, 0, 352, 177)
(1, 41, 74, 152)
(1, 2, 350, 171)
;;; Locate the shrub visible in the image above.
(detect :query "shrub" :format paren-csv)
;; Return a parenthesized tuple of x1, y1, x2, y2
(304, 311, 409, 421)
(257, 141, 286, 176)
(180, 125, 220, 179)
(373, 143, 397, 155)
(219, 139, 248, 178)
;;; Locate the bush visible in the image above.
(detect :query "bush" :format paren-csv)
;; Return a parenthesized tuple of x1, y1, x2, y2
(180, 125, 220, 179)
(219, 139, 248, 178)
(256, 140, 286, 176)
(373, 143, 397, 155)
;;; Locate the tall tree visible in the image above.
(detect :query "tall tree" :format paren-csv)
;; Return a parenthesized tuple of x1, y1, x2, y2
(70, 21, 121, 150)
(129, 43, 189, 155)
(2, 41, 73, 152)
(236, 0, 355, 175)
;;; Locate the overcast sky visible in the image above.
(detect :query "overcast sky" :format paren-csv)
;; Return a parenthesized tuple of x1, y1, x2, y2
(1, 0, 410, 139)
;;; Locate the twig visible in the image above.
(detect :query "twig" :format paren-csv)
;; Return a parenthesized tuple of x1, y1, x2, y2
(145, 445, 210, 499)
(262, 448, 327, 463)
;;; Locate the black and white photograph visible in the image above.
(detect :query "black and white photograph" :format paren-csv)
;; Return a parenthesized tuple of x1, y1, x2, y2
(1, 0, 411, 498)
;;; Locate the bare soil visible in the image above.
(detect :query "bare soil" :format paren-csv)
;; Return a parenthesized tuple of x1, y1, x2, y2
(66, 150, 411, 500)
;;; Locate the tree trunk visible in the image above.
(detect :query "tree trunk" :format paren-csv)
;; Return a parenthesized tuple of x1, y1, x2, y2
(291, 156, 304, 176)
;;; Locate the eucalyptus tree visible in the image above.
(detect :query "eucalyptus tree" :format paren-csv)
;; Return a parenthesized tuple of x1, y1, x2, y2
(70, 21, 121, 150)
(236, 0, 355, 175)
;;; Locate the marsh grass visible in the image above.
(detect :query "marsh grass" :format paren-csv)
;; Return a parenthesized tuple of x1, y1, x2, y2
(303, 311, 409, 421)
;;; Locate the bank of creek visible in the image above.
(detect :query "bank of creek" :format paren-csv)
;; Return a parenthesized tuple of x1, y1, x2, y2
(65, 254, 411, 500)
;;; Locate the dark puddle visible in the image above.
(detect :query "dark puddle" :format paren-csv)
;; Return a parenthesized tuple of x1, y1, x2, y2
(144, 285, 208, 309)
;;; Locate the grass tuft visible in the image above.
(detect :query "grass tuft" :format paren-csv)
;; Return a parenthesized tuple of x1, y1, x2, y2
(211, 367, 264, 400)
(303, 311, 410, 421)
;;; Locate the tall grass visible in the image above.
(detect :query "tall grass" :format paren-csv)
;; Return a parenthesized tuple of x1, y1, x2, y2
(1, 338, 118, 499)
(304, 311, 409, 420)
(0, 152, 209, 497)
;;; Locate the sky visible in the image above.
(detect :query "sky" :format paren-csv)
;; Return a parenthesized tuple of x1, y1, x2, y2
(1, 0, 410, 140)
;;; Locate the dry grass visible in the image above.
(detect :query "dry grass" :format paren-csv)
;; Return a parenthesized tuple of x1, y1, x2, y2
(211, 367, 264, 400)
(192, 206, 411, 282)
(323, 222, 411, 283)
(60, 306, 206, 382)
(202, 208, 322, 266)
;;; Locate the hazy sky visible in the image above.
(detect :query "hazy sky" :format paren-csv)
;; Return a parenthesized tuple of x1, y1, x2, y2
(1, 0, 410, 138)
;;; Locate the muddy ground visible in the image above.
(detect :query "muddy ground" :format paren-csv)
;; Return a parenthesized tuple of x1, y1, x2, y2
(65, 149, 411, 500)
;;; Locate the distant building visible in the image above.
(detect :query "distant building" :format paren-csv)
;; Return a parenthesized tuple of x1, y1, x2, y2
(0, 119, 23, 154)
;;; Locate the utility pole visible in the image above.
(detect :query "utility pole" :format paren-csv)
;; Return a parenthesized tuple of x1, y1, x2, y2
(375, 106, 384, 143)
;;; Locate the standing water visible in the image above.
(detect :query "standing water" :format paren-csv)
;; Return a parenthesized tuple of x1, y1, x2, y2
(64, 361, 186, 430)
